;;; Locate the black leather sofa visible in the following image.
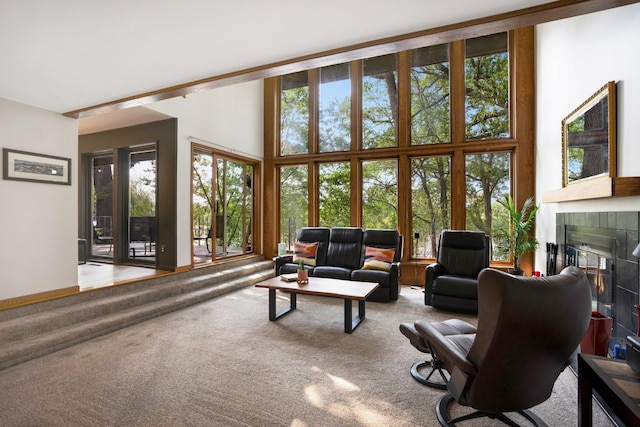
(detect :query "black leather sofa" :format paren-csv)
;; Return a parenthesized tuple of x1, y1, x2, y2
(274, 227, 403, 302)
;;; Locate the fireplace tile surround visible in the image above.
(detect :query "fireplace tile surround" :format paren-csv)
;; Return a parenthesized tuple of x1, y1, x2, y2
(555, 211, 640, 349)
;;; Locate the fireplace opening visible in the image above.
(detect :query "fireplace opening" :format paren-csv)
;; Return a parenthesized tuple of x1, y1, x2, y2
(557, 212, 640, 361)
(566, 245, 614, 318)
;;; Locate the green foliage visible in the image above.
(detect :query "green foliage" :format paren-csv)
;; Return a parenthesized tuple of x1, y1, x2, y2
(281, 87, 309, 155)
(280, 165, 308, 243)
(129, 181, 155, 217)
(362, 160, 398, 229)
(411, 62, 450, 145)
(495, 194, 539, 271)
(411, 156, 450, 256)
(465, 52, 509, 139)
(319, 163, 351, 227)
(465, 153, 510, 236)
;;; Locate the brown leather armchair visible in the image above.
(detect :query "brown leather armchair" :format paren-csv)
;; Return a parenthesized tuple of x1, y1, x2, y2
(425, 230, 490, 314)
(413, 266, 591, 426)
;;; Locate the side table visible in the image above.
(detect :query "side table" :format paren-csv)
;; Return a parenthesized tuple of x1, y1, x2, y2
(578, 353, 640, 426)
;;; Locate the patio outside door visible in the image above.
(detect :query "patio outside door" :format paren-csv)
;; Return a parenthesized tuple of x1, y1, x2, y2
(91, 154, 114, 259)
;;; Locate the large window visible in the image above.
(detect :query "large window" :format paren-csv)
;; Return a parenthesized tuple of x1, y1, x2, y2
(267, 28, 533, 268)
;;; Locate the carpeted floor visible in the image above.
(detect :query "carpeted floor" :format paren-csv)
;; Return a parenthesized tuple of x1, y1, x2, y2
(0, 285, 613, 426)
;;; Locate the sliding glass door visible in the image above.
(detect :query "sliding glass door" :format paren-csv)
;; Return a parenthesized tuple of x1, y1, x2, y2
(193, 146, 255, 265)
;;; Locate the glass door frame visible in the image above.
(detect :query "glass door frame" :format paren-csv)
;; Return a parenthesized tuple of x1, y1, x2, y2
(192, 143, 259, 265)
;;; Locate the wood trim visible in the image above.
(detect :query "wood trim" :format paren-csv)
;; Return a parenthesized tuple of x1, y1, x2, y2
(0, 286, 80, 311)
(64, 0, 640, 119)
(512, 26, 536, 275)
(541, 177, 640, 202)
(397, 51, 411, 149)
(263, 78, 278, 257)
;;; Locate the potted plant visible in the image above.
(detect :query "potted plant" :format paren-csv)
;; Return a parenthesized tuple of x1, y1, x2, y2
(497, 194, 540, 275)
(296, 259, 308, 285)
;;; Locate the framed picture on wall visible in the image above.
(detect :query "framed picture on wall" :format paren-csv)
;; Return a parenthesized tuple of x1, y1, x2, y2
(3, 148, 71, 185)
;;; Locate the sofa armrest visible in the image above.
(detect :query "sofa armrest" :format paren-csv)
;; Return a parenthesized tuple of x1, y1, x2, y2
(425, 262, 444, 306)
(388, 262, 401, 300)
(274, 254, 294, 275)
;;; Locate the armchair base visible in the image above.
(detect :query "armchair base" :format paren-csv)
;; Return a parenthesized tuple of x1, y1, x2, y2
(410, 360, 448, 389)
(400, 322, 449, 389)
(436, 392, 548, 427)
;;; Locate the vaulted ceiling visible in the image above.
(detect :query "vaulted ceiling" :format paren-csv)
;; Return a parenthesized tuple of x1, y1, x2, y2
(1, 0, 562, 116)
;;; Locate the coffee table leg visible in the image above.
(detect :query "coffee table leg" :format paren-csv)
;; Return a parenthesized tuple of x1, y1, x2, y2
(269, 289, 297, 321)
(344, 299, 366, 333)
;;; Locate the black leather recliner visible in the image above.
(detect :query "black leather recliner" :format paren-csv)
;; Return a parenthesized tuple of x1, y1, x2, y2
(414, 267, 591, 426)
(425, 230, 490, 314)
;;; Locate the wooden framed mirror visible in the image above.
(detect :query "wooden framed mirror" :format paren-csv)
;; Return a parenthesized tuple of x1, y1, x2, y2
(562, 81, 616, 187)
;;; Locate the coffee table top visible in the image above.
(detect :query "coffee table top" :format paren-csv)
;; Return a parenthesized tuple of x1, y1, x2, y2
(255, 276, 379, 300)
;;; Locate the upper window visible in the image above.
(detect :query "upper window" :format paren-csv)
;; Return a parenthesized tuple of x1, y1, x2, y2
(411, 44, 450, 145)
(363, 54, 398, 149)
(280, 71, 309, 156)
(319, 64, 351, 152)
(465, 33, 510, 140)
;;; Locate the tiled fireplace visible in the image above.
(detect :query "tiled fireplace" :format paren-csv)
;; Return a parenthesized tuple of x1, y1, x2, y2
(555, 212, 640, 351)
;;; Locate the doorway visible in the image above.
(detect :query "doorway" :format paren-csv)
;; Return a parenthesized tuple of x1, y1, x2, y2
(86, 145, 157, 266)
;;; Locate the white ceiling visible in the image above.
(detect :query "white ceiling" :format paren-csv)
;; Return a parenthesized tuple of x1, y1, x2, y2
(0, 0, 557, 115)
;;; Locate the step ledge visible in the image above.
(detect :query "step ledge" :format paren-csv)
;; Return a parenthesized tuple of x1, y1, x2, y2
(0, 268, 273, 371)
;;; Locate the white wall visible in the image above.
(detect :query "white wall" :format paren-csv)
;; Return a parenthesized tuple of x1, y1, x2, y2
(0, 98, 78, 300)
(147, 80, 264, 267)
(535, 4, 640, 273)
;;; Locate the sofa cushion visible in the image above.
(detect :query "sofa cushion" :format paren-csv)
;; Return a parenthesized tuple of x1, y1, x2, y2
(351, 268, 391, 286)
(324, 227, 364, 269)
(293, 241, 319, 267)
(362, 246, 395, 272)
(312, 266, 352, 280)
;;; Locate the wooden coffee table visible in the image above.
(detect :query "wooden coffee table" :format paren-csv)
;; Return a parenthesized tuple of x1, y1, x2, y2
(255, 276, 379, 333)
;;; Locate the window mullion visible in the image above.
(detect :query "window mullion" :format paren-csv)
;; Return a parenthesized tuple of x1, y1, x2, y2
(450, 40, 466, 145)
(309, 69, 320, 155)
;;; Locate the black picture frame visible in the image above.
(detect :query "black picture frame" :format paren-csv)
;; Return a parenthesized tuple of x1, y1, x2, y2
(3, 148, 71, 185)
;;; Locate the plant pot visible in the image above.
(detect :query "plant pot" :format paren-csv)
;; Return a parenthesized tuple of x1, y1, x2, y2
(297, 269, 308, 285)
(508, 268, 524, 276)
(580, 313, 613, 357)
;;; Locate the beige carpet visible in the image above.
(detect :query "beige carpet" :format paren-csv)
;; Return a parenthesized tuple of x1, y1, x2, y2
(0, 285, 613, 426)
